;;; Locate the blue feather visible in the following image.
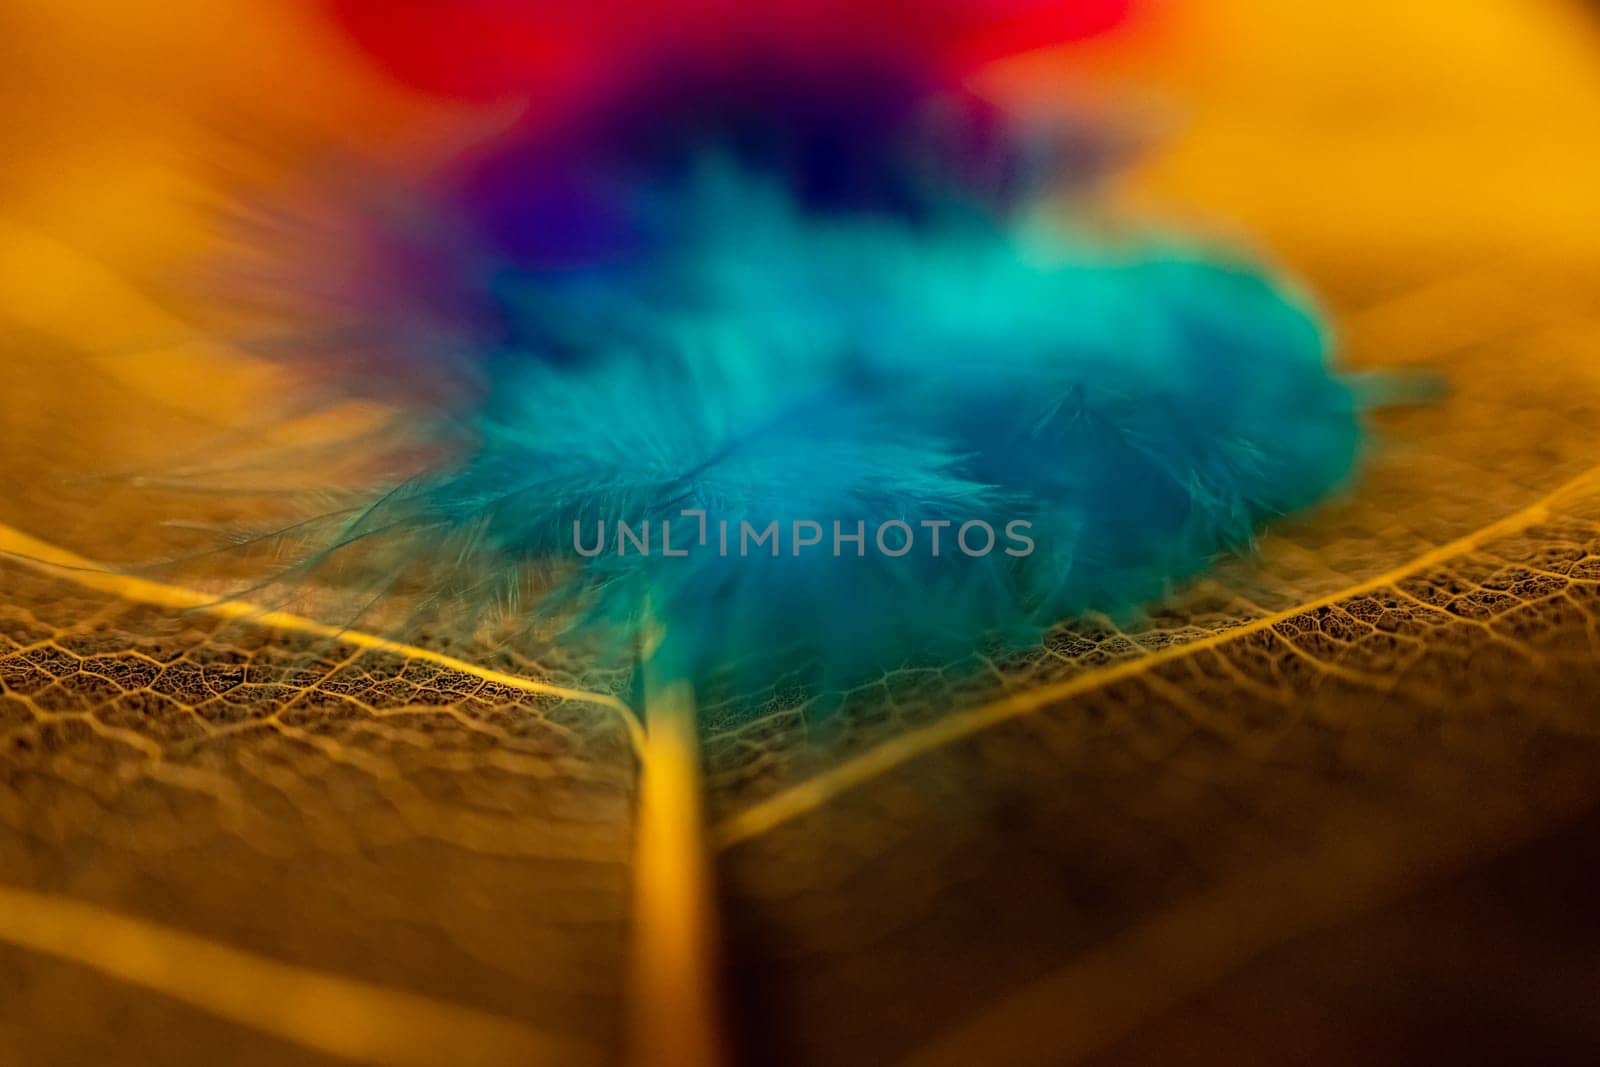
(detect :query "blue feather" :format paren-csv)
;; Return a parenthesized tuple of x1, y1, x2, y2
(311, 170, 1361, 695)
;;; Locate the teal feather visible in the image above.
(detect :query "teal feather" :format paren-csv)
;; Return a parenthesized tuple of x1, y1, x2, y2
(323, 171, 1362, 694)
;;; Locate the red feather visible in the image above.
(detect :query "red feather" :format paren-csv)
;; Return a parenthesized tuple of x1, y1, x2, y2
(324, 0, 1137, 101)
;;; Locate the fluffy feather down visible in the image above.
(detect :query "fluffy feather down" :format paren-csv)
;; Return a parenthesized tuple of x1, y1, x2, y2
(285, 172, 1360, 692)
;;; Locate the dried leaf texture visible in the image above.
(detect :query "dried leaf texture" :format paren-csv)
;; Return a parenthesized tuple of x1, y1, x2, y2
(4, 1, 1600, 1065)
(702, 0, 1600, 1063)
(0, 555, 637, 1066)
(0, 3, 640, 1065)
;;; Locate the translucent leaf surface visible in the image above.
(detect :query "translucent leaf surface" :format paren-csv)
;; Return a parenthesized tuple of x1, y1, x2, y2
(705, 1, 1600, 1062)
(5, 0, 1600, 1064)
(0, 555, 637, 1066)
